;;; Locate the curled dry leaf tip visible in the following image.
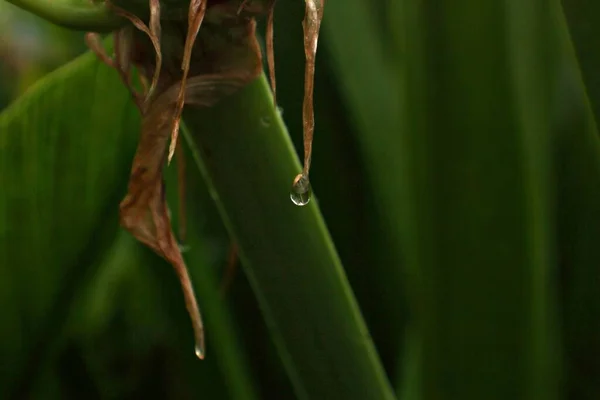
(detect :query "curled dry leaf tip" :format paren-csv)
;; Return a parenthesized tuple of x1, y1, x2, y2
(300, 0, 324, 180)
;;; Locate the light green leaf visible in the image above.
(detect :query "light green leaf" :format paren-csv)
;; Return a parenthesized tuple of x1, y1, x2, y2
(5, 0, 122, 31)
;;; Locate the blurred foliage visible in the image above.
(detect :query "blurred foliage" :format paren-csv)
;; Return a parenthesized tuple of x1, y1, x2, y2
(1, 0, 600, 399)
(0, 2, 87, 109)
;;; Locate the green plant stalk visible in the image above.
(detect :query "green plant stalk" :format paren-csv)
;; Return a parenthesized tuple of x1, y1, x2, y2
(181, 75, 396, 400)
(396, 1, 558, 398)
(4, 0, 123, 32)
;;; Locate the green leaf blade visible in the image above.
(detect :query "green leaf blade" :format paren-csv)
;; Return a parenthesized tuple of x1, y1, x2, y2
(5, 0, 123, 32)
(0, 48, 139, 391)
(182, 75, 396, 400)
(396, 2, 559, 398)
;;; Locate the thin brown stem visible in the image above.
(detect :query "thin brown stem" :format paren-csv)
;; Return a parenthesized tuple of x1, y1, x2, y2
(220, 243, 239, 297)
(236, 0, 249, 14)
(114, 28, 145, 109)
(170, 250, 205, 359)
(147, 0, 163, 102)
(168, 0, 208, 164)
(266, 0, 277, 104)
(86, 31, 144, 109)
(301, 0, 325, 178)
(85, 33, 115, 67)
(105, 0, 162, 110)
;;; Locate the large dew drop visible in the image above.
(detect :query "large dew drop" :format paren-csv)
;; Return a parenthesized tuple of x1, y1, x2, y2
(290, 174, 312, 206)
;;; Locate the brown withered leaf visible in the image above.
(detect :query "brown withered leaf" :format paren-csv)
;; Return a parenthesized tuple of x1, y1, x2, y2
(167, 0, 208, 163)
(86, 0, 325, 359)
(87, 5, 263, 358)
(266, 0, 277, 103)
(300, 0, 325, 179)
(121, 75, 262, 358)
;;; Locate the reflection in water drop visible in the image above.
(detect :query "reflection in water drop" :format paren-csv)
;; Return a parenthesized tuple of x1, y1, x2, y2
(290, 173, 312, 206)
(178, 243, 191, 253)
(260, 115, 271, 127)
(195, 343, 205, 359)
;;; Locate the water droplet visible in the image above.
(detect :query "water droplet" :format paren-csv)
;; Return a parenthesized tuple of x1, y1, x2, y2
(290, 174, 312, 206)
(260, 115, 271, 127)
(195, 343, 205, 359)
(276, 106, 284, 116)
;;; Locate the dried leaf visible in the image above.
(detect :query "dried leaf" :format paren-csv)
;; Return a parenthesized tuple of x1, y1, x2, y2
(266, 0, 277, 103)
(168, 0, 208, 163)
(300, 0, 325, 178)
(84, 0, 322, 359)
(118, 78, 206, 357)
(105, 0, 163, 108)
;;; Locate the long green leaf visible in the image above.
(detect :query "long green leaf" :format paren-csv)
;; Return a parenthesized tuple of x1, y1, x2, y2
(182, 75, 396, 400)
(4, 0, 122, 31)
(395, 2, 558, 398)
(320, 0, 407, 383)
(0, 48, 139, 392)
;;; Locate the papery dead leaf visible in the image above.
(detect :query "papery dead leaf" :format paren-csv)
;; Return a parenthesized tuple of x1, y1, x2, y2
(85, 0, 323, 358)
